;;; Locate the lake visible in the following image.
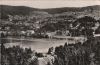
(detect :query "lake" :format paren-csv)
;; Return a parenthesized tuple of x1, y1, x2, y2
(3, 37, 68, 53)
(3, 36, 86, 53)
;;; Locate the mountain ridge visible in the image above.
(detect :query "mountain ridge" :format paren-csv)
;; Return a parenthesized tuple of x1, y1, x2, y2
(0, 5, 100, 15)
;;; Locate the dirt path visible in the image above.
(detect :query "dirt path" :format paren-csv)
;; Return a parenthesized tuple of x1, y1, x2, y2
(38, 55, 55, 65)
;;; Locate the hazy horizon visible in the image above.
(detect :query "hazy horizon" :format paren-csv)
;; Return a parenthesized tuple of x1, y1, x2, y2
(0, 0, 100, 9)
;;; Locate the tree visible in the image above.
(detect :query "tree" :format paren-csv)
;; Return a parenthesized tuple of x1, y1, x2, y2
(81, 28, 94, 38)
(95, 26, 100, 34)
(74, 16, 96, 28)
(47, 47, 54, 54)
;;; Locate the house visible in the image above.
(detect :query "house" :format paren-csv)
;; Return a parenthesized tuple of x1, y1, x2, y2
(45, 32, 56, 38)
(92, 22, 100, 31)
(94, 34, 100, 37)
(20, 31, 26, 36)
(91, 33, 100, 44)
(0, 31, 7, 37)
(26, 30, 35, 36)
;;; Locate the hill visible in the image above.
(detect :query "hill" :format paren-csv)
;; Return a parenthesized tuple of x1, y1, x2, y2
(0, 5, 100, 15)
(0, 5, 39, 15)
(0, 5, 100, 35)
(43, 5, 100, 14)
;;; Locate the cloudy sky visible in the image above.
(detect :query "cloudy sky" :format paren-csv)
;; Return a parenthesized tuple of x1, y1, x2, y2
(0, 0, 100, 9)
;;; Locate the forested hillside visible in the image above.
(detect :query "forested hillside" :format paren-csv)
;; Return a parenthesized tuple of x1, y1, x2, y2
(0, 5, 100, 37)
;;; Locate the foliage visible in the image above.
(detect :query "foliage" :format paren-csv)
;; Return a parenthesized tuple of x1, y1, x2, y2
(54, 38, 100, 65)
(1, 45, 38, 65)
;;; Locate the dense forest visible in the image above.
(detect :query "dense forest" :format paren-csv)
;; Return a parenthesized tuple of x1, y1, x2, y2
(54, 37, 100, 65)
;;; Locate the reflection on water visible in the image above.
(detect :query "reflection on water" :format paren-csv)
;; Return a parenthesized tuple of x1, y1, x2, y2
(4, 37, 68, 53)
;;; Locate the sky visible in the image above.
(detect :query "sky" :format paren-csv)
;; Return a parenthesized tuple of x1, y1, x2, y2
(0, 0, 100, 9)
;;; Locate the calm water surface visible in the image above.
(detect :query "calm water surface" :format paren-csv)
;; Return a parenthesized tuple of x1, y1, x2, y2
(4, 37, 68, 53)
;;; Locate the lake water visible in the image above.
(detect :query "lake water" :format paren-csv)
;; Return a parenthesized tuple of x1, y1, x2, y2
(3, 36, 86, 53)
(4, 37, 68, 53)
